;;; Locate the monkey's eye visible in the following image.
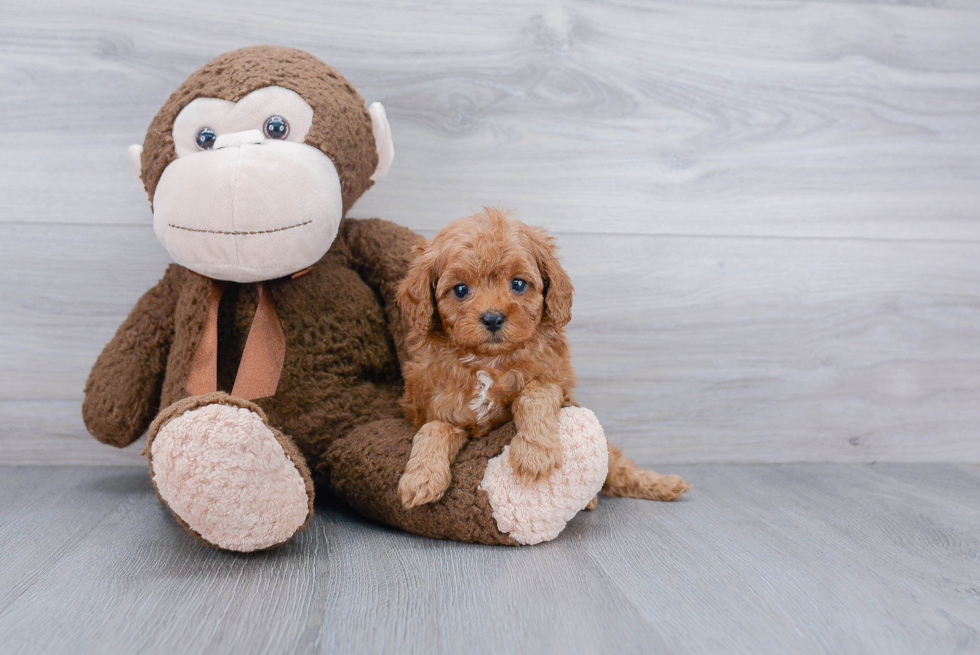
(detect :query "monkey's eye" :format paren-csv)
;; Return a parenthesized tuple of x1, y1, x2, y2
(511, 278, 528, 294)
(452, 283, 469, 300)
(263, 116, 290, 140)
(196, 127, 217, 150)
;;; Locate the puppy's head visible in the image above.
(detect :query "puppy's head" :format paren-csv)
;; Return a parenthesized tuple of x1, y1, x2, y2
(397, 207, 573, 355)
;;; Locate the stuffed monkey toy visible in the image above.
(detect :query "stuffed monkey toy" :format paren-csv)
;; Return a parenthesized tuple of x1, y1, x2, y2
(83, 46, 610, 552)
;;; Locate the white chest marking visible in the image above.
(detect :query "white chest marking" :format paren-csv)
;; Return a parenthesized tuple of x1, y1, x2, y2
(469, 370, 495, 424)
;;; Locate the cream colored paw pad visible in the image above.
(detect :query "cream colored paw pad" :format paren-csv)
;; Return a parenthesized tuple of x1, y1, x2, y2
(479, 407, 608, 545)
(150, 403, 309, 552)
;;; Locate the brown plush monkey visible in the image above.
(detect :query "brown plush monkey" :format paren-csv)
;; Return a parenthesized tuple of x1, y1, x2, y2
(83, 46, 609, 552)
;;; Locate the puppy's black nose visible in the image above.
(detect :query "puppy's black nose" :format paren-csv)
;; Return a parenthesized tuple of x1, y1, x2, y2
(481, 311, 506, 333)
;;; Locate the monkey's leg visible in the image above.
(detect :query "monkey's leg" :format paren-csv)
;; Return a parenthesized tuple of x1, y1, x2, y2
(146, 392, 314, 552)
(322, 406, 607, 546)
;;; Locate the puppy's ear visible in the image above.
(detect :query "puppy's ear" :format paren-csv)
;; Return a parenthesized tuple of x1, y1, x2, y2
(523, 225, 573, 328)
(397, 239, 441, 334)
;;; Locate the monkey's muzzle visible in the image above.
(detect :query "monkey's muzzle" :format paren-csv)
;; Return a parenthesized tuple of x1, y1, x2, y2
(152, 137, 343, 283)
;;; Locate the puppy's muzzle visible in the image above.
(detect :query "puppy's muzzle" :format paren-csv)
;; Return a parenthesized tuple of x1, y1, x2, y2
(481, 311, 506, 333)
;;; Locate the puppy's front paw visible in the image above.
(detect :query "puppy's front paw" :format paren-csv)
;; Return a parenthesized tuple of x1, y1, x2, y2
(508, 436, 562, 485)
(398, 461, 452, 509)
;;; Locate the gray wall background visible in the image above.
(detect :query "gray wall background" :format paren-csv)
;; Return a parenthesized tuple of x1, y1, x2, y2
(2, 0, 978, 466)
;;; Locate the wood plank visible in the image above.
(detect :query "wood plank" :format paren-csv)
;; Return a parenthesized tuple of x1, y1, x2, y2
(1, 0, 978, 240)
(578, 463, 980, 653)
(0, 466, 140, 613)
(565, 234, 980, 462)
(0, 468, 669, 654)
(0, 464, 977, 653)
(3, 224, 978, 463)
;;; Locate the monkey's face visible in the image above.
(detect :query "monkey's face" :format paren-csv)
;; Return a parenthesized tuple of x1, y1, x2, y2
(148, 87, 354, 282)
(131, 48, 394, 284)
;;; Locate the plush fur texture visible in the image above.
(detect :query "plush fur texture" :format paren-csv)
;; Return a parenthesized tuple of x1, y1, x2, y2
(140, 46, 378, 215)
(84, 217, 414, 466)
(148, 392, 313, 552)
(322, 418, 523, 545)
(480, 407, 608, 545)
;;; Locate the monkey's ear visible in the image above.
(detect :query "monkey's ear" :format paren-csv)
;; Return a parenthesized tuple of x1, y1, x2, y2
(127, 144, 144, 182)
(368, 102, 394, 182)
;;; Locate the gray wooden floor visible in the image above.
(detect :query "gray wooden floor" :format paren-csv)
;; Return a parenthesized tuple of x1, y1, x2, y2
(1, 464, 978, 654)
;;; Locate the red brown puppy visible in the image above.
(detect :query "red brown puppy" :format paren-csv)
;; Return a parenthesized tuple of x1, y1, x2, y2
(397, 208, 690, 509)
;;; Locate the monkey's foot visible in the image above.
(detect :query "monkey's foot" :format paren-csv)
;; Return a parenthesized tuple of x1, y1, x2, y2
(146, 393, 313, 552)
(479, 407, 608, 545)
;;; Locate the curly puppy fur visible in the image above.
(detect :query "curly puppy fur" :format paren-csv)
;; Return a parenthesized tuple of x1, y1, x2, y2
(396, 208, 689, 509)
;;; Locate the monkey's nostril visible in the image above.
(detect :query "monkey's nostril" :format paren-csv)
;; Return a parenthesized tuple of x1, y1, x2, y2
(481, 311, 506, 333)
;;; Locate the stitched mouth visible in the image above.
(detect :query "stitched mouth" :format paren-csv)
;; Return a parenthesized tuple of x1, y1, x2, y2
(167, 220, 312, 236)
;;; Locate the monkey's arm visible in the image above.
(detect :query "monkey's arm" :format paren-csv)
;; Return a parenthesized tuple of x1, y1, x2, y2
(339, 217, 419, 366)
(82, 265, 181, 447)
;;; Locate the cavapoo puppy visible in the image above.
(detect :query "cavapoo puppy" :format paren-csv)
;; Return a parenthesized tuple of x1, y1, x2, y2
(396, 207, 690, 509)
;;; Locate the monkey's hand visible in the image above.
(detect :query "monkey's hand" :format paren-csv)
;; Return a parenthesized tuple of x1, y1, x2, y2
(82, 265, 181, 448)
(340, 218, 420, 367)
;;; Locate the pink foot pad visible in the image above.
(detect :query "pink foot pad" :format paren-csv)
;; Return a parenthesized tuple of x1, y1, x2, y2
(479, 407, 608, 545)
(149, 401, 312, 552)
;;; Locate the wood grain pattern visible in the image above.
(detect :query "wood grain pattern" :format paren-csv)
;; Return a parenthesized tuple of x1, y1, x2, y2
(2, 0, 979, 238)
(0, 464, 977, 654)
(1, 0, 978, 463)
(0, 467, 136, 614)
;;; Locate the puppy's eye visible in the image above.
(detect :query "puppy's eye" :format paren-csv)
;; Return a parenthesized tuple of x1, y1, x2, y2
(196, 127, 217, 150)
(263, 116, 289, 140)
(452, 283, 469, 300)
(511, 278, 528, 294)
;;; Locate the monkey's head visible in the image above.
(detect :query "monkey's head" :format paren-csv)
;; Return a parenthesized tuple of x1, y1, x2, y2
(130, 46, 394, 283)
